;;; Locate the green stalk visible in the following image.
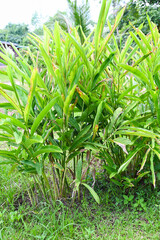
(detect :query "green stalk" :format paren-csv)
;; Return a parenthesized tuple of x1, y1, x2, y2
(40, 176, 48, 202)
(50, 163, 59, 200)
(43, 171, 55, 205)
(34, 175, 48, 202)
(73, 157, 76, 177)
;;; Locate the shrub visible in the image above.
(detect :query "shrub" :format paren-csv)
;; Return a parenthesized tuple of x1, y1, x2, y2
(0, 0, 159, 205)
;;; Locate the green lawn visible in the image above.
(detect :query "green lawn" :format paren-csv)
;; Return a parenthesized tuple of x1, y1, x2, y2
(0, 166, 160, 240)
(0, 197, 160, 240)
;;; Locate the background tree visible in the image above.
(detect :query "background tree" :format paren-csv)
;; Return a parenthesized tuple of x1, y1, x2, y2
(45, 0, 92, 44)
(31, 12, 43, 36)
(45, 11, 69, 32)
(0, 23, 29, 45)
(117, 0, 160, 34)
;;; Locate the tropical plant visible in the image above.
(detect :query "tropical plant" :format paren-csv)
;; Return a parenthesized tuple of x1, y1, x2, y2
(0, 0, 159, 207)
(99, 15, 160, 188)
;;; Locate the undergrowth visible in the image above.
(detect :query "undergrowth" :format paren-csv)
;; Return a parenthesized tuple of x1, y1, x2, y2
(0, 166, 160, 240)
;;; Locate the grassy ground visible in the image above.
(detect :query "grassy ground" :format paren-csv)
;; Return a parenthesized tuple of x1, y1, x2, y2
(1, 202, 160, 240)
(0, 166, 160, 240)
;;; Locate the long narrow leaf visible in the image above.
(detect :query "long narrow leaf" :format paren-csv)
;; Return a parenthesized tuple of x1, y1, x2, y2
(68, 34, 92, 74)
(82, 183, 100, 204)
(33, 145, 62, 157)
(0, 87, 22, 115)
(24, 68, 38, 123)
(118, 145, 145, 173)
(31, 96, 58, 135)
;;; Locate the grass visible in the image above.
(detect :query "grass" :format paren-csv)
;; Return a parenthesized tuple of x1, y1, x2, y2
(0, 165, 160, 240)
(0, 196, 160, 240)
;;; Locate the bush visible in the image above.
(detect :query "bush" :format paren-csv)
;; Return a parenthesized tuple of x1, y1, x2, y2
(0, 0, 160, 205)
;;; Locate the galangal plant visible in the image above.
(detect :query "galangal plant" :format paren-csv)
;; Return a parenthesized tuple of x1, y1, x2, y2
(0, 0, 160, 206)
(98, 16, 160, 188)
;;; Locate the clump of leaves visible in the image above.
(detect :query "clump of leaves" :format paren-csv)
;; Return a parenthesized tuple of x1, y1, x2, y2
(0, 0, 159, 207)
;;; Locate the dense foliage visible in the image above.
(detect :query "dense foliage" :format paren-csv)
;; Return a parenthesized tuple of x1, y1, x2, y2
(0, 23, 29, 45)
(0, 0, 160, 205)
(114, 0, 160, 34)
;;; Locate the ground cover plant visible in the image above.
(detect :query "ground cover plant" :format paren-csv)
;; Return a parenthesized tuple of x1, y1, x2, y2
(0, 166, 160, 240)
(0, 0, 160, 238)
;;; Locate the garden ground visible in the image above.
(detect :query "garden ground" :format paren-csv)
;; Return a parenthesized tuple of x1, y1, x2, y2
(0, 165, 160, 240)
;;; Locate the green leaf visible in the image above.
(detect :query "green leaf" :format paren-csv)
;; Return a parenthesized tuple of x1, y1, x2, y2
(0, 159, 17, 165)
(116, 127, 160, 139)
(0, 150, 17, 160)
(70, 133, 91, 152)
(31, 96, 58, 135)
(33, 145, 62, 157)
(0, 102, 14, 109)
(37, 73, 48, 91)
(147, 15, 156, 45)
(117, 85, 138, 103)
(0, 52, 30, 83)
(93, 101, 104, 130)
(39, 44, 56, 78)
(14, 131, 23, 144)
(0, 113, 26, 129)
(112, 137, 132, 154)
(82, 183, 100, 204)
(70, 125, 91, 152)
(136, 29, 152, 51)
(0, 83, 13, 91)
(130, 32, 147, 55)
(118, 145, 145, 173)
(54, 22, 62, 69)
(154, 73, 160, 90)
(35, 162, 43, 176)
(67, 151, 80, 163)
(94, 0, 112, 58)
(108, 107, 122, 134)
(0, 136, 14, 142)
(92, 53, 115, 89)
(104, 102, 113, 114)
(63, 85, 77, 116)
(119, 64, 149, 84)
(69, 116, 80, 131)
(121, 36, 133, 62)
(138, 148, 150, 173)
(93, 101, 104, 139)
(23, 135, 43, 149)
(7, 65, 22, 111)
(69, 65, 83, 91)
(68, 34, 92, 74)
(21, 160, 36, 168)
(153, 149, 160, 159)
(98, 7, 125, 58)
(136, 171, 150, 182)
(24, 68, 38, 123)
(112, 137, 132, 145)
(76, 159, 82, 182)
(0, 87, 22, 115)
(150, 151, 156, 188)
(54, 162, 64, 171)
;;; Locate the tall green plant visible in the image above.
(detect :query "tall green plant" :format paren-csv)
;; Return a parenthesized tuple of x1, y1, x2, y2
(0, 0, 159, 206)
